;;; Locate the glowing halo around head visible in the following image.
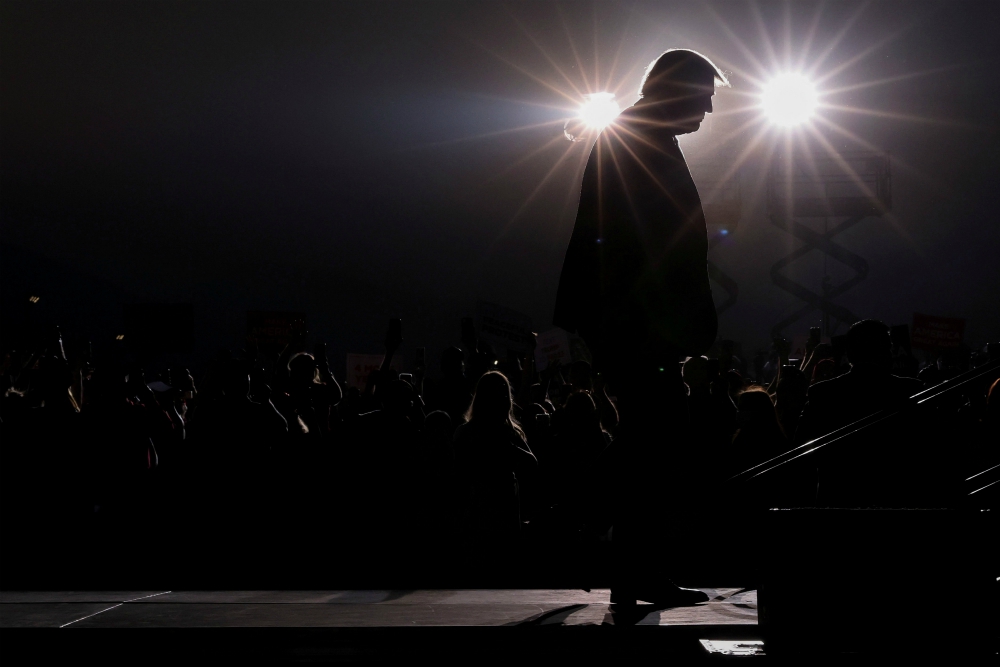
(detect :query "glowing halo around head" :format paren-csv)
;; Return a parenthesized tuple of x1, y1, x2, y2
(579, 92, 621, 130)
(761, 73, 818, 127)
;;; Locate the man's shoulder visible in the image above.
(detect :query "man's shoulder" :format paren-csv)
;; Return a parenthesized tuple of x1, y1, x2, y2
(805, 373, 849, 398)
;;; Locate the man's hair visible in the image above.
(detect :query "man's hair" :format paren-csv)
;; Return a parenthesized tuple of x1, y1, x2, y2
(639, 49, 730, 98)
(845, 319, 891, 367)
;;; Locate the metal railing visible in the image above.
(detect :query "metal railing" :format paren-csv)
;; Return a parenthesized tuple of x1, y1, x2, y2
(727, 358, 1000, 502)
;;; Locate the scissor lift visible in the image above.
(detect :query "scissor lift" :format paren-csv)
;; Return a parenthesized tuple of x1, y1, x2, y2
(766, 152, 891, 339)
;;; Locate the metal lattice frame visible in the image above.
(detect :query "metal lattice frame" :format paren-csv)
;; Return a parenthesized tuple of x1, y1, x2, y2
(766, 152, 891, 339)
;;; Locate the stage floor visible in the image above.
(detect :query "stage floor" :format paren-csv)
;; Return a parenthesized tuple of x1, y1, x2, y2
(1, 588, 764, 662)
(1, 587, 757, 628)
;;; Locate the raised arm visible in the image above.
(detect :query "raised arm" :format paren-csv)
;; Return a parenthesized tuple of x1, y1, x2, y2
(315, 341, 342, 405)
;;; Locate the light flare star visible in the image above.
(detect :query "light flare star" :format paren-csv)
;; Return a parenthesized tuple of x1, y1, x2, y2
(761, 73, 818, 127)
(565, 92, 621, 142)
(579, 92, 621, 129)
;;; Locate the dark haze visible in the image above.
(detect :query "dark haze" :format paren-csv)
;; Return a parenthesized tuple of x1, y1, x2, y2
(3, 0, 998, 372)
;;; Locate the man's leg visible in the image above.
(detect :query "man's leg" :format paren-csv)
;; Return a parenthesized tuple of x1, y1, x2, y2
(606, 357, 708, 606)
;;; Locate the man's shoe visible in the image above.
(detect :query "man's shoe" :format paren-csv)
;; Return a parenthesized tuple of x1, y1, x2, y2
(609, 590, 636, 606)
(611, 585, 708, 607)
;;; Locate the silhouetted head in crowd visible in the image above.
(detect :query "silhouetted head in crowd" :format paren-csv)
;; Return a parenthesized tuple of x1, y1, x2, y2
(382, 379, 416, 418)
(288, 352, 320, 386)
(682, 355, 710, 393)
(775, 367, 808, 405)
(521, 402, 549, 429)
(918, 364, 943, 387)
(636, 49, 728, 134)
(553, 382, 574, 409)
(569, 360, 594, 393)
(845, 320, 892, 371)
(736, 387, 784, 441)
(423, 409, 454, 440)
(465, 371, 525, 441)
(527, 383, 548, 409)
(563, 391, 602, 433)
(441, 346, 464, 380)
(812, 358, 837, 384)
(223, 359, 250, 400)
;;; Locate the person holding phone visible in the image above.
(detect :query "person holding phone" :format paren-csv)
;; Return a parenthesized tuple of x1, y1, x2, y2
(553, 49, 728, 607)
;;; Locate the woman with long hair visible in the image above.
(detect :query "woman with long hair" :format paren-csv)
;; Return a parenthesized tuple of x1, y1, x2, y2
(452, 372, 537, 557)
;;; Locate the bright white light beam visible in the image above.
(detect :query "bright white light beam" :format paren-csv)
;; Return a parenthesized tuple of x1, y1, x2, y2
(762, 74, 818, 127)
(579, 92, 620, 130)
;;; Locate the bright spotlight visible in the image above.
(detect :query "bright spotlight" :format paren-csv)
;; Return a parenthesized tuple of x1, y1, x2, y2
(579, 92, 620, 130)
(762, 74, 818, 127)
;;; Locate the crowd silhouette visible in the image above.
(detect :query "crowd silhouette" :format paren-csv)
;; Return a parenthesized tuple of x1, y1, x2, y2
(0, 312, 996, 590)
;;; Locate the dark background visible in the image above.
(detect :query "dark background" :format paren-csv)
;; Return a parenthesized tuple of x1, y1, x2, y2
(2, 0, 998, 376)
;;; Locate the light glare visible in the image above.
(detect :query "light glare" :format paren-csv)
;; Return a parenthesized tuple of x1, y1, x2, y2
(579, 92, 620, 130)
(762, 74, 818, 126)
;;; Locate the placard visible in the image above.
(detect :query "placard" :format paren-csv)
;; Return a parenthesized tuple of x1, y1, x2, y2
(475, 300, 534, 354)
(910, 313, 965, 351)
(534, 327, 592, 370)
(247, 311, 306, 349)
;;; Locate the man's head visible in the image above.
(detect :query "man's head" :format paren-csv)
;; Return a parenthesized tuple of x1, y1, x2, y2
(846, 320, 893, 371)
(638, 49, 728, 134)
(682, 355, 710, 391)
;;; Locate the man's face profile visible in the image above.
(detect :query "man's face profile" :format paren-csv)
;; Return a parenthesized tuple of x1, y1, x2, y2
(643, 77, 716, 135)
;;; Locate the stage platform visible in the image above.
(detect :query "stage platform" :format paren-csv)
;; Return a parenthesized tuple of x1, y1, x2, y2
(1, 588, 763, 663)
(0, 587, 757, 628)
(3, 587, 996, 663)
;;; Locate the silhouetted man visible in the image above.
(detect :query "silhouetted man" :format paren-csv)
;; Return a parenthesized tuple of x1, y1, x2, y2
(795, 320, 927, 507)
(797, 319, 923, 444)
(553, 49, 728, 607)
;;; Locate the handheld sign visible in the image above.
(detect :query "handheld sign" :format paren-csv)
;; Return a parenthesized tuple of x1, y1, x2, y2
(534, 328, 592, 370)
(247, 311, 306, 350)
(910, 313, 966, 351)
(475, 300, 534, 354)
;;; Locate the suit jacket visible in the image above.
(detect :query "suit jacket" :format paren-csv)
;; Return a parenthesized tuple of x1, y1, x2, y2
(553, 105, 717, 362)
